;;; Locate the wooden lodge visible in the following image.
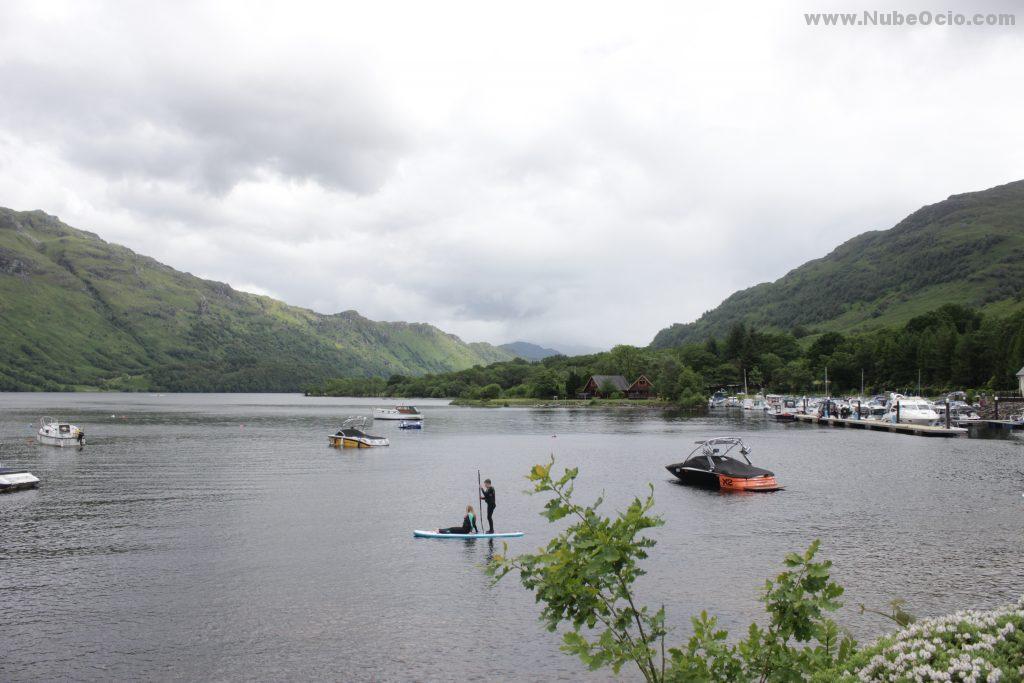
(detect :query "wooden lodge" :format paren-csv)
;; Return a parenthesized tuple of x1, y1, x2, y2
(578, 374, 655, 400)
(626, 375, 655, 400)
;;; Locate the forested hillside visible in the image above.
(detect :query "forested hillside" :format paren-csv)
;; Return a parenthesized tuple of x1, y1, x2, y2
(653, 180, 1024, 347)
(308, 303, 1024, 403)
(0, 208, 513, 391)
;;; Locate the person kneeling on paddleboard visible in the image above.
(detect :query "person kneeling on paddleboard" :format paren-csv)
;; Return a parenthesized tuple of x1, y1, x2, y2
(435, 505, 478, 534)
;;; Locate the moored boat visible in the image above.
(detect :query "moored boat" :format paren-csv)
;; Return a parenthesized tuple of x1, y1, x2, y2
(36, 417, 84, 447)
(0, 467, 40, 492)
(328, 417, 390, 448)
(882, 395, 939, 426)
(398, 421, 422, 430)
(373, 406, 423, 421)
(666, 438, 781, 492)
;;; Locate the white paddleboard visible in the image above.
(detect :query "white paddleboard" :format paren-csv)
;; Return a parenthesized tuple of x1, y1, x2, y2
(413, 530, 524, 539)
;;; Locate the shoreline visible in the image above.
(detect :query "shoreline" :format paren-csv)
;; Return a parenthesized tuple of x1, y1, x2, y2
(448, 397, 676, 408)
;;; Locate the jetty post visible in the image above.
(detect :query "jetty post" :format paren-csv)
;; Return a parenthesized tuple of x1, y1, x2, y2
(895, 401, 901, 424)
(944, 400, 951, 430)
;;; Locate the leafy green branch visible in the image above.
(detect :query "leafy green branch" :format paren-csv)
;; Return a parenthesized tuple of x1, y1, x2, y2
(489, 459, 858, 682)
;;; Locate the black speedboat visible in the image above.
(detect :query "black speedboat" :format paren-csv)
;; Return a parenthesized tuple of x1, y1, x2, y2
(666, 438, 781, 492)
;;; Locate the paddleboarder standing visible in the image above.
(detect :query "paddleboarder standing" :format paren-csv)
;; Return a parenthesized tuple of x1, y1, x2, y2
(480, 479, 496, 534)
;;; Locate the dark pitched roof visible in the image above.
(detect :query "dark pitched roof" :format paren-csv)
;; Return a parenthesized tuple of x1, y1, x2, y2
(588, 375, 630, 391)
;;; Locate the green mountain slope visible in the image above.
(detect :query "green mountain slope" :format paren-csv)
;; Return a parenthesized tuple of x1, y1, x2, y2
(498, 341, 563, 361)
(0, 208, 513, 391)
(652, 180, 1024, 348)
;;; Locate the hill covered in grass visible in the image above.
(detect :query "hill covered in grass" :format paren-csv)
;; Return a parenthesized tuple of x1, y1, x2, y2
(652, 180, 1024, 348)
(0, 208, 513, 391)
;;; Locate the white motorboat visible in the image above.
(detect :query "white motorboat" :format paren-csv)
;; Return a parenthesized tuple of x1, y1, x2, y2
(882, 395, 939, 426)
(328, 417, 390, 448)
(373, 406, 423, 421)
(36, 417, 84, 447)
(0, 466, 40, 492)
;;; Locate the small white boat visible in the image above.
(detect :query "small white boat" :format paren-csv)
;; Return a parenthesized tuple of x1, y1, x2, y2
(373, 406, 423, 421)
(0, 467, 40, 492)
(36, 417, 84, 447)
(398, 421, 422, 430)
(328, 417, 390, 448)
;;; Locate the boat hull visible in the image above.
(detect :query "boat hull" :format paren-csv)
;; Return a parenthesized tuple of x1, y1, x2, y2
(36, 434, 79, 447)
(328, 435, 390, 448)
(0, 469, 40, 492)
(667, 467, 782, 492)
(717, 474, 781, 492)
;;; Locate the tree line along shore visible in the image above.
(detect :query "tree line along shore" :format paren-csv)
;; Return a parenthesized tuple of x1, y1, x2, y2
(305, 304, 1024, 406)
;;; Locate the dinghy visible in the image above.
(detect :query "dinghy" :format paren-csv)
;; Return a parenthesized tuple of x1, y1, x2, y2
(413, 530, 524, 539)
(0, 467, 40, 492)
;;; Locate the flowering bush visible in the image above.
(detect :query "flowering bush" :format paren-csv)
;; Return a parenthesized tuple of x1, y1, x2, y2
(820, 598, 1024, 682)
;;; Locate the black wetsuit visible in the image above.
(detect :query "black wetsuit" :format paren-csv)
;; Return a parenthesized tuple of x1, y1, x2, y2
(439, 514, 478, 535)
(481, 486, 496, 533)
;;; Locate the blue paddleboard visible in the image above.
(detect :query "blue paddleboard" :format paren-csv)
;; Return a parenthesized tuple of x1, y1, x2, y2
(413, 530, 524, 539)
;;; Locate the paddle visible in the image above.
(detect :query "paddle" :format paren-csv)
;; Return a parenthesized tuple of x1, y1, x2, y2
(476, 469, 483, 534)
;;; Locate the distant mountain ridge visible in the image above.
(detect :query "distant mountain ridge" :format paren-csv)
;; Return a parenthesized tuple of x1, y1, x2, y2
(652, 180, 1024, 348)
(0, 208, 513, 391)
(499, 341, 563, 360)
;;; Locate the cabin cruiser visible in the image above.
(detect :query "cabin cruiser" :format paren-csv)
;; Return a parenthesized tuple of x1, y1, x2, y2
(36, 417, 84, 447)
(666, 438, 782, 492)
(373, 406, 423, 421)
(859, 397, 889, 420)
(708, 391, 728, 408)
(328, 417, 390, 448)
(0, 466, 40, 492)
(934, 401, 982, 424)
(882, 395, 939, 426)
(769, 397, 799, 422)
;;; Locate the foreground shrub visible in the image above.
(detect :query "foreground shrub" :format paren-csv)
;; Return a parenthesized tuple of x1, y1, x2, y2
(489, 460, 854, 682)
(820, 599, 1024, 682)
(490, 460, 1023, 682)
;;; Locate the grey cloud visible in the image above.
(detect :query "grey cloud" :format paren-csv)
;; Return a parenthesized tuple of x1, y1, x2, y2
(0, 61, 409, 195)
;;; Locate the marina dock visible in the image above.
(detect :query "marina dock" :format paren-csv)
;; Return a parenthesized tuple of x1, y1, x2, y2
(791, 414, 968, 437)
(982, 419, 1024, 431)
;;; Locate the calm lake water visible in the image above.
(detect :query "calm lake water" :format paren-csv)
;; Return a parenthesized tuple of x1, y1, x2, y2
(1, 393, 1022, 681)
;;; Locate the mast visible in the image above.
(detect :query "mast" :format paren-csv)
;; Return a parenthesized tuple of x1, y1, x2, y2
(743, 368, 748, 396)
(825, 366, 829, 398)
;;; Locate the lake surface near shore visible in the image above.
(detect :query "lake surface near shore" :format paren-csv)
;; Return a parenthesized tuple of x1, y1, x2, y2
(1, 393, 1022, 681)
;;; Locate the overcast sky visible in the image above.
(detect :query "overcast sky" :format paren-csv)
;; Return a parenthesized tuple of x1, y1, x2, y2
(0, 1, 1021, 350)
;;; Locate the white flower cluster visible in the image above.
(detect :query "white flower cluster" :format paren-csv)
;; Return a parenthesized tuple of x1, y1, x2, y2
(853, 597, 1024, 682)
